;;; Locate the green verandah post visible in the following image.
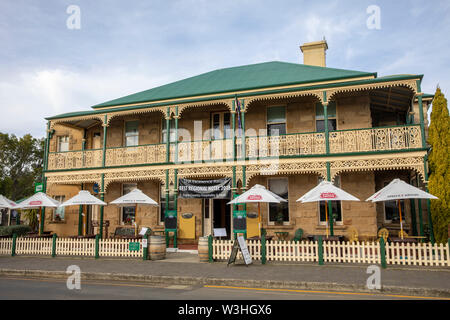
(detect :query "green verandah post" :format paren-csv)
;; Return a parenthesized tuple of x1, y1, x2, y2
(318, 236, 324, 265)
(208, 235, 213, 263)
(261, 233, 267, 265)
(143, 233, 150, 261)
(11, 233, 17, 257)
(52, 233, 57, 258)
(379, 237, 387, 269)
(95, 234, 100, 259)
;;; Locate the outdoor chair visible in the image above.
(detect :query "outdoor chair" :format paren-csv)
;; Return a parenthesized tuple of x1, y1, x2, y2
(348, 227, 358, 243)
(293, 228, 303, 242)
(377, 228, 389, 243)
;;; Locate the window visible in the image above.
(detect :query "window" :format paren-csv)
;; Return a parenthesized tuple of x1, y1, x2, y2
(58, 136, 69, 152)
(383, 181, 405, 223)
(316, 102, 337, 132)
(160, 184, 175, 224)
(318, 176, 342, 225)
(267, 106, 286, 136)
(53, 196, 65, 221)
(122, 183, 137, 224)
(162, 119, 177, 143)
(268, 178, 289, 224)
(125, 121, 139, 147)
(211, 112, 232, 140)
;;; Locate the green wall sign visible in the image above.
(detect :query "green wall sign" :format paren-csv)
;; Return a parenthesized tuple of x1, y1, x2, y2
(129, 242, 140, 251)
(35, 183, 43, 193)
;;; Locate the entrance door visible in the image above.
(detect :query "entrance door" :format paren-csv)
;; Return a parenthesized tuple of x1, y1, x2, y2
(203, 199, 212, 237)
(213, 199, 231, 239)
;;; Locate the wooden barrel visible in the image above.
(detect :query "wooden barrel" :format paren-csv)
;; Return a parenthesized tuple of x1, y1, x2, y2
(198, 236, 209, 262)
(149, 236, 166, 260)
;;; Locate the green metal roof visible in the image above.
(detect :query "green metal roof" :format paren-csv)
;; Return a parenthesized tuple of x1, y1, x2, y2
(92, 61, 376, 109)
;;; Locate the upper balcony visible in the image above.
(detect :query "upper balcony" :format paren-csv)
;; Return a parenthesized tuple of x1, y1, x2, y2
(47, 124, 423, 171)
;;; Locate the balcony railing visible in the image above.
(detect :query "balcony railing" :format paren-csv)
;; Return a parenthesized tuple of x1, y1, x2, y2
(48, 149, 103, 170)
(46, 125, 423, 171)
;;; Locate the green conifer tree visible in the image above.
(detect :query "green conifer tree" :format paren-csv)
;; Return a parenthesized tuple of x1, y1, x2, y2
(427, 87, 450, 243)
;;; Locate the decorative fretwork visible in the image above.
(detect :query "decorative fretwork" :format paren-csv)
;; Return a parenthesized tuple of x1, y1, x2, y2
(48, 150, 103, 171)
(49, 114, 106, 130)
(246, 133, 326, 158)
(177, 165, 234, 180)
(105, 144, 166, 167)
(326, 80, 418, 102)
(46, 173, 102, 188)
(329, 125, 422, 154)
(178, 100, 233, 118)
(245, 92, 322, 112)
(245, 162, 328, 185)
(329, 156, 425, 182)
(103, 169, 166, 191)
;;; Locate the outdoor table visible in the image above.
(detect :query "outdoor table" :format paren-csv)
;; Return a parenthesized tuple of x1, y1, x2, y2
(307, 235, 344, 242)
(275, 232, 289, 241)
(152, 230, 165, 236)
(248, 235, 274, 241)
(69, 234, 97, 239)
(389, 237, 418, 244)
(23, 233, 53, 238)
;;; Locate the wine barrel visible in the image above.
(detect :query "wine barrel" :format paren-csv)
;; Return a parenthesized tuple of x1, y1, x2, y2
(198, 236, 209, 262)
(149, 236, 166, 260)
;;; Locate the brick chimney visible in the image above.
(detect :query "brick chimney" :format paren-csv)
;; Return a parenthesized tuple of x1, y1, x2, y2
(300, 40, 328, 67)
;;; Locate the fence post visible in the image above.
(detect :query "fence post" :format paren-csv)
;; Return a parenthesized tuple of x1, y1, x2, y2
(261, 234, 267, 265)
(318, 236, 324, 265)
(208, 235, 213, 263)
(95, 234, 100, 259)
(51, 234, 57, 258)
(379, 237, 387, 269)
(11, 233, 17, 257)
(143, 234, 149, 261)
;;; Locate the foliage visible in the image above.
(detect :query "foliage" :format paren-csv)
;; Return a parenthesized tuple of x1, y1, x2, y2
(0, 225, 32, 237)
(427, 87, 450, 243)
(0, 133, 44, 201)
(21, 209, 39, 232)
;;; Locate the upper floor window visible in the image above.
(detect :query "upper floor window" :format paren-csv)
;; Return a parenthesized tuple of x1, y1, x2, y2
(267, 106, 286, 136)
(211, 112, 231, 140)
(162, 119, 177, 143)
(318, 176, 343, 225)
(58, 136, 69, 152)
(316, 102, 337, 132)
(268, 178, 289, 224)
(125, 121, 139, 147)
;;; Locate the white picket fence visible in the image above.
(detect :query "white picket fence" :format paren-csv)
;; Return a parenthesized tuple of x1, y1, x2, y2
(0, 237, 143, 258)
(212, 239, 450, 267)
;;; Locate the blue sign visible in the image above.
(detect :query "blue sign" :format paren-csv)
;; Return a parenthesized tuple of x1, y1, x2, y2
(93, 183, 100, 194)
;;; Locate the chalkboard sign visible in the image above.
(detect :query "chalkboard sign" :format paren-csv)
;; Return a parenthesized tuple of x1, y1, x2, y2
(165, 216, 177, 230)
(233, 217, 246, 231)
(227, 236, 252, 267)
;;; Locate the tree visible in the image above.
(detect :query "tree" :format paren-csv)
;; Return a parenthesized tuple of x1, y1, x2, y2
(0, 133, 44, 201)
(427, 87, 450, 243)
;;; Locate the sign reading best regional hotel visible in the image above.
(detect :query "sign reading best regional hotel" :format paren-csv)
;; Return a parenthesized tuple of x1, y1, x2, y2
(178, 178, 231, 199)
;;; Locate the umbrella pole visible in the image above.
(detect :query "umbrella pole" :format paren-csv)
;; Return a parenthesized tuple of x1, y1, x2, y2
(135, 204, 138, 236)
(258, 203, 261, 238)
(325, 201, 329, 238)
(38, 207, 42, 236)
(398, 200, 404, 239)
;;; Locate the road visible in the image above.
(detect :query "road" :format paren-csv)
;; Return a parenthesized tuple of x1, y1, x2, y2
(0, 276, 442, 301)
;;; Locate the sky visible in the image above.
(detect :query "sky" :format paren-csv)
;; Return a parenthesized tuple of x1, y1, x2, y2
(1, 0, 449, 138)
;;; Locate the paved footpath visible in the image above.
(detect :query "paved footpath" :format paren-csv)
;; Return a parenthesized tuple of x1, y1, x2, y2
(1, 253, 449, 298)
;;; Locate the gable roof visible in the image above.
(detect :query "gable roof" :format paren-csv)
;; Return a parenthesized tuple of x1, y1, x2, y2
(92, 61, 376, 109)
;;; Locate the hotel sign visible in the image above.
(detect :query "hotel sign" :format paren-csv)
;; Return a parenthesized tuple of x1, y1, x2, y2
(178, 178, 231, 199)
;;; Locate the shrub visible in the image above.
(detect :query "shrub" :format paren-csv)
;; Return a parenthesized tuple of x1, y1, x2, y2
(0, 225, 32, 237)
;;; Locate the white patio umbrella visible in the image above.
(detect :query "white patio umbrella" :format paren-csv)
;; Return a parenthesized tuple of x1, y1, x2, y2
(0, 195, 17, 209)
(110, 189, 158, 236)
(366, 178, 438, 239)
(296, 181, 360, 237)
(60, 190, 107, 236)
(228, 184, 287, 237)
(16, 192, 61, 235)
(0, 195, 17, 226)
